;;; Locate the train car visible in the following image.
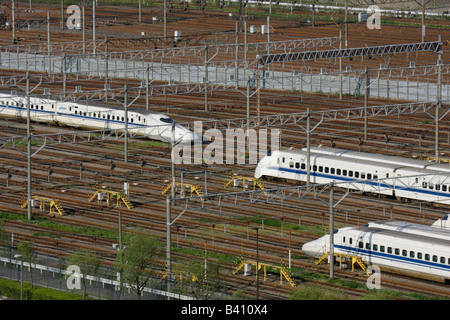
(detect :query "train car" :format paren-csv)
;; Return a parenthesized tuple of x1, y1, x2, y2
(0, 93, 199, 144)
(302, 226, 450, 283)
(302, 146, 450, 173)
(254, 149, 450, 204)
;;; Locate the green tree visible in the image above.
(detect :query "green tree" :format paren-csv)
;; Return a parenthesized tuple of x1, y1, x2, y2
(181, 259, 222, 300)
(67, 248, 101, 300)
(17, 241, 36, 289)
(115, 232, 163, 300)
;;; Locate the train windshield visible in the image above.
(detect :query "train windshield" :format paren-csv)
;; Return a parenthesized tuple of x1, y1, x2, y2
(160, 117, 174, 124)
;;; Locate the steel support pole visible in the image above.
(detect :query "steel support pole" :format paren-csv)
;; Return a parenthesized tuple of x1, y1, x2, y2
(364, 67, 369, 140)
(47, 11, 51, 75)
(436, 35, 442, 162)
(329, 182, 334, 279)
(204, 45, 208, 112)
(124, 85, 128, 163)
(339, 30, 343, 100)
(166, 194, 172, 295)
(26, 72, 32, 221)
(306, 107, 311, 185)
(171, 122, 176, 199)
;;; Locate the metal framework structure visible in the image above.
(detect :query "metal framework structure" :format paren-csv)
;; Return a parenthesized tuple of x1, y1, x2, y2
(258, 41, 443, 66)
(169, 171, 450, 221)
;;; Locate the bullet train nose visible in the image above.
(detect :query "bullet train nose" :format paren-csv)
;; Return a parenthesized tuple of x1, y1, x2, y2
(302, 236, 328, 258)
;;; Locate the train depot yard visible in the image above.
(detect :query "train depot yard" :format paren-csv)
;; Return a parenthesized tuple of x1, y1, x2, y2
(0, 0, 449, 301)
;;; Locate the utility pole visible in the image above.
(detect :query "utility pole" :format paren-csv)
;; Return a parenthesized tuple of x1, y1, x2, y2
(329, 182, 334, 279)
(204, 45, 209, 112)
(364, 67, 369, 140)
(166, 195, 172, 295)
(436, 34, 442, 162)
(124, 84, 128, 163)
(26, 72, 32, 221)
(93, 0, 96, 56)
(306, 107, 311, 185)
(47, 11, 51, 75)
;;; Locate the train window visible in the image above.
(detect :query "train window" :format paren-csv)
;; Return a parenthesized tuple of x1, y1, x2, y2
(319, 166, 323, 172)
(160, 117, 174, 123)
(410, 251, 415, 258)
(380, 245, 385, 253)
(374, 174, 378, 179)
(107, 115, 110, 120)
(425, 254, 430, 261)
(313, 165, 317, 171)
(418, 252, 422, 259)
(301, 163, 305, 170)
(429, 183, 434, 190)
(295, 162, 300, 169)
(349, 238, 352, 245)
(358, 241, 363, 249)
(343, 170, 347, 176)
(349, 171, 353, 177)
(355, 172, 359, 178)
(386, 173, 389, 178)
(402, 250, 407, 257)
(325, 167, 329, 173)
(422, 182, 428, 188)
(448, 258, 450, 265)
(432, 255, 438, 262)
(436, 184, 441, 191)
(41, 106, 44, 110)
(282, 157, 285, 163)
(289, 161, 294, 168)
(112, 116, 115, 120)
(440, 257, 445, 264)
(343, 237, 346, 243)
(443, 185, 448, 192)
(388, 247, 392, 254)
(372, 244, 378, 251)
(331, 168, 335, 174)
(395, 248, 400, 255)
(367, 173, 372, 179)
(131, 118, 134, 123)
(365, 243, 370, 250)
(337, 169, 341, 175)
(75, 110, 78, 114)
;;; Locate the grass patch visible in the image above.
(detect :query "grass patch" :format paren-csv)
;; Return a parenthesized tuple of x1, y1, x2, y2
(0, 277, 86, 300)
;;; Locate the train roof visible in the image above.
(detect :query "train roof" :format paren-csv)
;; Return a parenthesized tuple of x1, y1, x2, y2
(367, 220, 450, 239)
(341, 226, 450, 247)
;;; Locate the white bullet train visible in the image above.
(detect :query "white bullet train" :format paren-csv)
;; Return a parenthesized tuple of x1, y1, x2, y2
(0, 92, 199, 144)
(254, 148, 450, 204)
(302, 220, 450, 283)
